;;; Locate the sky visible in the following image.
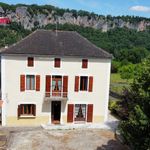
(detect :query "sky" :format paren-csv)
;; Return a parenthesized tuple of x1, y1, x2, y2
(1, 0, 150, 18)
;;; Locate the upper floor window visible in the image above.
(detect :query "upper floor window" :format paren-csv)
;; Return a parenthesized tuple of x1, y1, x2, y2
(26, 75, 35, 90)
(80, 76, 88, 91)
(20, 74, 40, 91)
(82, 59, 88, 68)
(27, 57, 34, 67)
(54, 58, 61, 68)
(75, 76, 93, 92)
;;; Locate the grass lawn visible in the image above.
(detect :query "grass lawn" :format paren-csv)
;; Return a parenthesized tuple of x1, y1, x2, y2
(110, 73, 132, 98)
(110, 73, 132, 84)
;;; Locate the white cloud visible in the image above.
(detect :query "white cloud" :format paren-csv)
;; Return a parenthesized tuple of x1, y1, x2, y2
(130, 5, 150, 12)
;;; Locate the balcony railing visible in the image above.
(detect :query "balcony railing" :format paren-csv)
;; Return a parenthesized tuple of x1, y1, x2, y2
(44, 91, 68, 101)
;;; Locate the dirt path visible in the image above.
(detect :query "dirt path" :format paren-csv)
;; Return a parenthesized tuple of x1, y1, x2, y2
(1, 127, 128, 150)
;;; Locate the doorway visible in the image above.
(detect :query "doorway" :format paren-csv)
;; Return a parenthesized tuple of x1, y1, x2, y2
(51, 101, 61, 124)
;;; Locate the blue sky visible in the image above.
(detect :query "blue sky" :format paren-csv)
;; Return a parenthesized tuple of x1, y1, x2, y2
(1, 0, 150, 18)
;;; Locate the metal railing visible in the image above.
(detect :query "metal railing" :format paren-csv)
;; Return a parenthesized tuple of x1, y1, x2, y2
(45, 91, 68, 98)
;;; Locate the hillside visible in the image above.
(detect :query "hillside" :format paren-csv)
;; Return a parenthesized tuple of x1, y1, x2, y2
(0, 23, 150, 65)
(0, 2, 150, 31)
(0, 2, 150, 65)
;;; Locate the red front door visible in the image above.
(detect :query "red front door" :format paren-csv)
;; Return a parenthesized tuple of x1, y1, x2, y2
(52, 76, 62, 97)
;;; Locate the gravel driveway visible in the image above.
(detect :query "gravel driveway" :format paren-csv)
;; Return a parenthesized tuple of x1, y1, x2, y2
(3, 127, 128, 150)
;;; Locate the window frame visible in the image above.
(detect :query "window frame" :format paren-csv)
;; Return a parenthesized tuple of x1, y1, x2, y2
(26, 75, 35, 90)
(80, 76, 88, 91)
(82, 59, 88, 68)
(27, 57, 34, 67)
(74, 104, 87, 121)
(20, 104, 36, 116)
(54, 58, 61, 68)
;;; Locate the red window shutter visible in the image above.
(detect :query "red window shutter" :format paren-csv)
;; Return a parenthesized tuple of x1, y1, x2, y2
(54, 58, 61, 68)
(20, 75, 25, 91)
(82, 59, 88, 68)
(46, 75, 51, 97)
(88, 76, 93, 92)
(63, 76, 68, 97)
(17, 105, 21, 118)
(33, 104, 36, 116)
(67, 104, 74, 123)
(87, 104, 93, 122)
(74, 76, 79, 92)
(36, 75, 40, 91)
(20, 104, 23, 115)
(28, 57, 34, 67)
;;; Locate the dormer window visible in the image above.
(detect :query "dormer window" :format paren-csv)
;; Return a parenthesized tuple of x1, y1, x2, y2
(27, 57, 34, 67)
(82, 59, 88, 68)
(54, 58, 61, 68)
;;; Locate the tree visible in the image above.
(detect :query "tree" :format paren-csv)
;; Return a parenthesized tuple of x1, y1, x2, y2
(119, 63, 135, 81)
(119, 57, 150, 150)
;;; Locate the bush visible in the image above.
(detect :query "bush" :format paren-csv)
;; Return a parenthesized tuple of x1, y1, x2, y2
(119, 57, 150, 150)
(109, 100, 119, 114)
(119, 63, 135, 80)
(111, 61, 121, 73)
(109, 99, 129, 120)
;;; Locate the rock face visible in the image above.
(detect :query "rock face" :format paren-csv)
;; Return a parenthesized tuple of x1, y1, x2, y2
(1, 5, 150, 31)
(0, 6, 4, 14)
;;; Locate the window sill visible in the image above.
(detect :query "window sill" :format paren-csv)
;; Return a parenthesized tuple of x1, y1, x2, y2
(19, 115, 36, 118)
(25, 89, 35, 91)
(79, 90, 88, 92)
(74, 121, 86, 124)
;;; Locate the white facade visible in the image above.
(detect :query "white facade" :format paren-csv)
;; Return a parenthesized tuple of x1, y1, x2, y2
(1, 55, 111, 126)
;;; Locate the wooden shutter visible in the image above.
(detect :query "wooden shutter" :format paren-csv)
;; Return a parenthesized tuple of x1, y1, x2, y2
(46, 75, 51, 97)
(74, 76, 79, 92)
(88, 76, 93, 92)
(87, 104, 93, 122)
(20, 75, 25, 91)
(33, 104, 36, 116)
(67, 104, 74, 123)
(36, 75, 40, 91)
(17, 105, 21, 118)
(82, 59, 88, 68)
(28, 57, 34, 67)
(54, 58, 61, 67)
(63, 76, 68, 97)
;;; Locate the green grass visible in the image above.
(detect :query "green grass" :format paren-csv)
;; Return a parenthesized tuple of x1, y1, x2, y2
(110, 73, 132, 95)
(110, 73, 132, 84)
(110, 73, 128, 84)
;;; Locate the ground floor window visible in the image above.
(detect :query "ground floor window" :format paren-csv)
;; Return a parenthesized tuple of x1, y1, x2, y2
(74, 104, 86, 121)
(18, 104, 36, 117)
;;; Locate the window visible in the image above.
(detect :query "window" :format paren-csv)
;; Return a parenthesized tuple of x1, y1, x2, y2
(75, 76, 93, 92)
(54, 58, 61, 68)
(74, 104, 86, 121)
(27, 57, 34, 67)
(26, 75, 35, 90)
(18, 104, 36, 116)
(80, 76, 88, 91)
(82, 59, 88, 68)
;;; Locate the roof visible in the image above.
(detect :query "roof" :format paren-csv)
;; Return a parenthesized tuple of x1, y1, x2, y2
(1, 29, 112, 59)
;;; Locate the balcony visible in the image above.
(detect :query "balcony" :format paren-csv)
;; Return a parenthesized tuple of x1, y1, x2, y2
(44, 91, 68, 101)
